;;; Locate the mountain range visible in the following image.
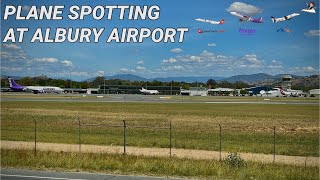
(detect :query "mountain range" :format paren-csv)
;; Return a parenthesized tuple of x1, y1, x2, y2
(2, 73, 310, 84)
(84, 73, 306, 84)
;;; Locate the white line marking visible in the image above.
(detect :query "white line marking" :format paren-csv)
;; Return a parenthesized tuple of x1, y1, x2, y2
(0, 174, 87, 180)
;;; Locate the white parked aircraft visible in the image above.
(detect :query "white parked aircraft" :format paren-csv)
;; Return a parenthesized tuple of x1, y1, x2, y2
(271, 13, 300, 23)
(260, 87, 303, 97)
(280, 88, 303, 97)
(195, 18, 225, 25)
(260, 88, 282, 97)
(139, 87, 159, 95)
(8, 77, 64, 94)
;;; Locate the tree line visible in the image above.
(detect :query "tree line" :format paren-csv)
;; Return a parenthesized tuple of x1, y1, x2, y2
(1, 76, 253, 90)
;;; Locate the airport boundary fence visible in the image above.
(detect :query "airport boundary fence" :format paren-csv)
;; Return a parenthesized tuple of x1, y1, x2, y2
(27, 116, 292, 164)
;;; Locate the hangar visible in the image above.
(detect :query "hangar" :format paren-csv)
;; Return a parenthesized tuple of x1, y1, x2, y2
(180, 87, 208, 96)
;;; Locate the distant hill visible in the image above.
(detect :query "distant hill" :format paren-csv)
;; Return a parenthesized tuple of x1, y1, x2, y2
(85, 74, 225, 83)
(85, 74, 148, 82)
(221, 73, 305, 84)
(153, 76, 226, 83)
(221, 73, 273, 83)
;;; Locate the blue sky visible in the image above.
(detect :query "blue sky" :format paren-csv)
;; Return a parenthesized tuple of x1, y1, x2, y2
(1, 0, 319, 80)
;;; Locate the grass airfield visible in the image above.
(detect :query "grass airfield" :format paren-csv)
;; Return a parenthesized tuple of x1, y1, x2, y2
(1, 93, 319, 179)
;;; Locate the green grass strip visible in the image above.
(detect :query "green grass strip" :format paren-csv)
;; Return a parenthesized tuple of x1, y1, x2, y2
(1, 149, 318, 180)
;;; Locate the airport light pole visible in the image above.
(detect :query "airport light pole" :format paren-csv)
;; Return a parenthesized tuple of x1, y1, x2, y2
(69, 70, 73, 93)
(104, 73, 106, 94)
(171, 81, 173, 95)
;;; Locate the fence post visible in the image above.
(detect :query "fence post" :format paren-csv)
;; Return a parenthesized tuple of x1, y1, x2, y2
(77, 117, 81, 152)
(273, 126, 276, 164)
(123, 119, 126, 155)
(32, 115, 37, 156)
(169, 122, 172, 157)
(219, 124, 222, 161)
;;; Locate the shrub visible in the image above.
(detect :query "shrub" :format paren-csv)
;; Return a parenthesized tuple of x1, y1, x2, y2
(223, 152, 245, 167)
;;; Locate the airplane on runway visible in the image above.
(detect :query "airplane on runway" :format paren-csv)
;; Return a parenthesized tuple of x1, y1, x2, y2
(139, 87, 159, 95)
(260, 87, 303, 97)
(8, 77, 64, 94)
(260, 88, 282, 97)
(280, 87, 303, 97)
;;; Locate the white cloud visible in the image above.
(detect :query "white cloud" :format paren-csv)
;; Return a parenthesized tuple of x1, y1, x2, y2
(288, 66, 318, 74)
(170, 48, 183, 53)
(200, 50, 214, 57)
(268, 60, 283, 69)
(208, 43, 216, 47)
(96, 70, 105, 76)
(120, 68, 136, 73)
(137, 60, 144, 65)
(3, 44, 21, 50)
(162, 65, 185, 71)
(0, 67, 23, 72)
(226, 2, 262, 16)
(33, 58, 58, 63)
(120, 68, 130, 72)
(162, 58, 177, 63)
(136, 66, 146, 70)
(187, 56, 201, 62)
(304, 30, 320, 37)
(61, 60, 73, 67)
(71, 71, 90, 77)
(243, 54, 261, 64)
(302, 66, 316, 73)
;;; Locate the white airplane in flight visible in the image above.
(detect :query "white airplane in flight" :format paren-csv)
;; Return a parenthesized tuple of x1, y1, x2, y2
(195, 18, 225, 25)
(139, 87, 159, 95)
(271, 13, 300, 23)
(8, 77, 64, 94)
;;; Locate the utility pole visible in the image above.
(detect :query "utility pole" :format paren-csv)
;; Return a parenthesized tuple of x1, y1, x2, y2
(171, 81, 173, 95)
(70, 70, 73, 93)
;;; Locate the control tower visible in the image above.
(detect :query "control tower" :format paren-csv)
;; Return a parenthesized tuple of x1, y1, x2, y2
(282, 75, 292, 90)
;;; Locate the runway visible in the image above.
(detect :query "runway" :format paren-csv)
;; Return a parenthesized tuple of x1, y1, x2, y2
(1, 168, 181, 180)
(1, 93, 319, 104)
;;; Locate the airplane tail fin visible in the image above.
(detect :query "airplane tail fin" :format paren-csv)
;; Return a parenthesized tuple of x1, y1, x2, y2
(8, 77, 20, 88)
(259, 17, 263, 22)
(8, 77, 25, 90)
(219, 19, 225, 24)
(270, 16, 276, 23)
(280, 86, 286, 96)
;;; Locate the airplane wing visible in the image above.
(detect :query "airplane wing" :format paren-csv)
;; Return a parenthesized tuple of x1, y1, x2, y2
(230, 12, 250, 23)
(302, 8, 316, 13)
(230, 12, 246, 18)
(195, 18, 221, 25)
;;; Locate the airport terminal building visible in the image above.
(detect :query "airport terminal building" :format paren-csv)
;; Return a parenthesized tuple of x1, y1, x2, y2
(99, 85, 181, 95)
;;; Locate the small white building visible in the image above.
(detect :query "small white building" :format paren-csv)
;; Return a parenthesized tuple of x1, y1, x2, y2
(208, 88, 238, 96)
(180, 87, 208, 96)
(87, 88, 99, 94)
(309, 89, 320, 97)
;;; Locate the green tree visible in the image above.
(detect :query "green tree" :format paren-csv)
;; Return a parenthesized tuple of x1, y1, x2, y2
(207, 79, 217, 89)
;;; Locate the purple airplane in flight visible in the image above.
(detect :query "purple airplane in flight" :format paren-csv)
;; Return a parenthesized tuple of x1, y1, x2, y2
(230, 12, 263, 23)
